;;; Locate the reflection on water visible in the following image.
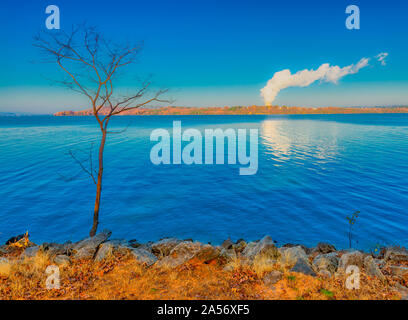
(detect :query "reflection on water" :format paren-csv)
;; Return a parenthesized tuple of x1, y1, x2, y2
(261, 120, 291, 162)
(261, 119, 339, 165)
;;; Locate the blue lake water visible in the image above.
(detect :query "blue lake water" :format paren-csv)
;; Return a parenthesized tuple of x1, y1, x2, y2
(0, 114, 407, 250)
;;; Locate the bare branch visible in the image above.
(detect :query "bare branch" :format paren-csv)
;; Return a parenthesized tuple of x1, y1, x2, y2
(106, 122, 132, 134)
(68, 149, 97, 185)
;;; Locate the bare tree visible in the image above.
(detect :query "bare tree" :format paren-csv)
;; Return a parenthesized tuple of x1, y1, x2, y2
(34, 25, 169, 236)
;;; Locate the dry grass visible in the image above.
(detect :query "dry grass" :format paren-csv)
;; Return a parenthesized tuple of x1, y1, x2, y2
(251, 256, 281, 277)
(0, 261, 11, 277)
(0, 251, 404, 300)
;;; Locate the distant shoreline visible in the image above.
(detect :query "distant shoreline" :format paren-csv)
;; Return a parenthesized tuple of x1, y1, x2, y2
(54, 105, 408, 116)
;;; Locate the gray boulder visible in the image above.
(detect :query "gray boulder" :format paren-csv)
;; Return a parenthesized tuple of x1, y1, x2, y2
(22, 246, 40, 258)
(384, 247, 408, 263)
(128, 239, 141, 248)
(374, 258, 385, 269)
(131, 248, 158, 267)
(219, 247, 237, 263)
(194, 244, 220, 262)
(242, 236, 279, 261)
(312, 242, 336, 254)
(282, 243, 311, 255)
(279, 246, 308, 267)
(364, 255, 385, 281)
(135, 243, 154, 253)
(233, 240, 247, 253)
(0, 245, 10, 255)
(156, 241, 220, 268)
(242, 242, 257, 255)
(291, 260, 316, 277)
(338, 251, 364, 272)
(263, 270, 283, 286)
(95, 239, 130, 261)
(313, 252, 339, 275)
(40, 242, 73, 256)
(54, 255, 71, 265)
(156, 241, 201, 268)
(72, 229, 112, 260)
(318, 270, 332, 278)
(221, 239, 234, 250)
(151, 238, 182, 258)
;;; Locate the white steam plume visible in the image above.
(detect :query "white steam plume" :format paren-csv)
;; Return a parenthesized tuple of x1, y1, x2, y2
(376, 52, 388, 66)
(260, 57, 370, 106)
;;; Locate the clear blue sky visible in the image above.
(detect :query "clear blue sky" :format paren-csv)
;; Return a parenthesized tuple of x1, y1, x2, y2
(0, 0, 407, 113)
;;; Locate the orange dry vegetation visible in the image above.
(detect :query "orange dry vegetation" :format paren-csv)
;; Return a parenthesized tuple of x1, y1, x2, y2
(0, 251, 403, 300)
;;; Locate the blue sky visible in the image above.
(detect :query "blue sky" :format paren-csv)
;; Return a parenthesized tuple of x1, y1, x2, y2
(0, 0, 407, 113)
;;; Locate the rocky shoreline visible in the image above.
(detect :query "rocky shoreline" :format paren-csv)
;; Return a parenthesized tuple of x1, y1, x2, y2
(1, 230, 408, 299)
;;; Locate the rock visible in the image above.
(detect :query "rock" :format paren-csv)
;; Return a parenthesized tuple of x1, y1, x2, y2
(194, 244, 220, 262)
(54, 255, 71, 265)
(374, 258, 385, 269)
(313, 242, 336, 254)
(0, 245, 9, 255)
(338, 251, 364, 272)
(156, 241, 201, 268)
(364, 255, 385, 281)
(318, 270, 332, 278)
(313, 252, 339, 275)
(128, 239, 141, 248)
(219, 248, 237, 263)
(263, 270, 283, 286)
(72, 230, 112, 260)
(156, 241, 219, 268)
(233, 240, 247, 253)
(384, 247, 408, 263)
(278, 246, 287, 256)
(243, 242, 257, 255)
(282, 243, 311, 255)
(22, 246, 40, 258)
(151, 238, 181, 258)
(221, 239, 234, 250)
(137, 244, 154, 253)
(242, 236, 279, 261)
(279, 246, 308, 267)
(131, 248, 158, 267)
(95, 240, 130, 261)
(291, 260, 316, 277)
(40, 242, 73, 256)
(95, 243, 115, 261)
(389, 265, 408, 277)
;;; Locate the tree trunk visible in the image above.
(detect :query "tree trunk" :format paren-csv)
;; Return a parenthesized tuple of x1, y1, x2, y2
(90, 128, 107, 237)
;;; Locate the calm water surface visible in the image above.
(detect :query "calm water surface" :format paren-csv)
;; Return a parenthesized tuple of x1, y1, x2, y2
(1, 114, 407, 250)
